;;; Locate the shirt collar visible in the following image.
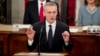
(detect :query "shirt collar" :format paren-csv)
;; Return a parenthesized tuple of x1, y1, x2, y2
(46, 20, 56, 27)
(38, 0, 46, 6)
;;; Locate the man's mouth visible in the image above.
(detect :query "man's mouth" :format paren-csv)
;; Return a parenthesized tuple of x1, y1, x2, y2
(50, 18, 54, 20)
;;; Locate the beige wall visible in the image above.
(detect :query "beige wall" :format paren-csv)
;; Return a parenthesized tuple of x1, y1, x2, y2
(51, 0, 62, 12)
(11, 0, 25, 24)
(75, 0, 84, 26)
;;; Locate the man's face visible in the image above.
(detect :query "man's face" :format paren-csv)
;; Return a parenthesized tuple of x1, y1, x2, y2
(44, 6, 57, 23)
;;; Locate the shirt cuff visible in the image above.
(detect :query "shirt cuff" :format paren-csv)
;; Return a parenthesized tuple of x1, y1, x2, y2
(65, 42, 69, 46)
(28, 40, 34, 46)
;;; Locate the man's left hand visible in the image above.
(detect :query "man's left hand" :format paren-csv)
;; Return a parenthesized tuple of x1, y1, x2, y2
(62, 31, 70, 42)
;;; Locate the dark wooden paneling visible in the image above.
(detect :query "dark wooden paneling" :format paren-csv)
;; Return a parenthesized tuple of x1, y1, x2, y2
(0, 31, 9, 56)
(70, 36, 97, 56)
(9, 31, 28, 56)
(96, 36, 100, 56)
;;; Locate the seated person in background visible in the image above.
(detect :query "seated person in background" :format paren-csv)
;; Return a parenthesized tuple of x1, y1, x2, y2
(26, 2, 73, 52)
(78, 0, 100, 26)
(23, 0, 50, 25)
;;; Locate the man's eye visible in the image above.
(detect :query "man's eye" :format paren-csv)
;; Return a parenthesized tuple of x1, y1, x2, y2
(53, 11, 56, 13)
(48, 12, 51, 14)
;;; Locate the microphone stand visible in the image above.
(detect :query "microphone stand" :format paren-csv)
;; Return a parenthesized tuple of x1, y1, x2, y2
(38, 25, 43, 56)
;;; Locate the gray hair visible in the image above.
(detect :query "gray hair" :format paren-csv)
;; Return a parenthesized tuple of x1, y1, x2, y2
(44, 2, 57, 10)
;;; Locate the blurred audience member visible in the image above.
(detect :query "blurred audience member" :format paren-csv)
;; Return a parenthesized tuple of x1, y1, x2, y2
(78, 0, 100, 26)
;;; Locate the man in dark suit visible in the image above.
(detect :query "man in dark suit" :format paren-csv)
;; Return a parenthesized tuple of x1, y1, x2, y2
(26, 2, 73, 52)
(23, 0, 50, 25)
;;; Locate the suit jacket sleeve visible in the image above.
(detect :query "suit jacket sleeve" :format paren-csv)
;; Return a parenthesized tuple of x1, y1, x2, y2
(61, 23, 73, 52)
(27, 22, 40, 52)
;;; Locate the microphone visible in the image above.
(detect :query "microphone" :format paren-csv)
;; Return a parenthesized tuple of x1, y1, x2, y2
(38, 25, 44, 56)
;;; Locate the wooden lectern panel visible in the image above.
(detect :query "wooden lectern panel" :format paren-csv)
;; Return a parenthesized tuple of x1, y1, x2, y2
(69, 32, 98, 56)
(96, 36, 100, 56)
(0, 31, 9, 56)
(14, 52, 68, 56)
(9, 32, 29, 56)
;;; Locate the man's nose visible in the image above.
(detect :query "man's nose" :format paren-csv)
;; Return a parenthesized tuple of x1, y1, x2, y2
(50, 13, 54, 17)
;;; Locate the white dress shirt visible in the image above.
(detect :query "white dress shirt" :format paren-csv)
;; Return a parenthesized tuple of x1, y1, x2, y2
(46, 20, 56, 40)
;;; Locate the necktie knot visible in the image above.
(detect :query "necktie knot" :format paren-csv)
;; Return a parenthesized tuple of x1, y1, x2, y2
(49, 25, 52, 28)
(41, 3, 43, 6)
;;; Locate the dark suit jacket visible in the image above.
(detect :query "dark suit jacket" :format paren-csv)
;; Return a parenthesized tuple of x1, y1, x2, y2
(23, 0, 50, 25)
(27, 20, 73, 52)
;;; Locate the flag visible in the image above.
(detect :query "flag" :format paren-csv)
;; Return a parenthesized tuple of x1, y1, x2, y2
(67, 0, 76, 26)
(60, 0, 76, 26)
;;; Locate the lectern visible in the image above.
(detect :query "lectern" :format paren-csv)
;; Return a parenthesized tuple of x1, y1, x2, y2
(14, 52, 68, 56)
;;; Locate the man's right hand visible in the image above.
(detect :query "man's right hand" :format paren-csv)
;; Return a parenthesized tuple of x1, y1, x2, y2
(26, 26, 35, 41)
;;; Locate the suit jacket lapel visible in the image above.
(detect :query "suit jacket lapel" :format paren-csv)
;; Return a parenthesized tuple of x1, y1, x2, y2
(42, 21, 48, 43)
(51, 21, 59, 48)
(53, 21, 59, 40)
